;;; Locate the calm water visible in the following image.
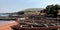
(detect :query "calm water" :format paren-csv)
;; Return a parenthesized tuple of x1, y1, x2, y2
(0, 13, 15, 26)
(0, 20, 14, 26)
(0, 13, 9, 16)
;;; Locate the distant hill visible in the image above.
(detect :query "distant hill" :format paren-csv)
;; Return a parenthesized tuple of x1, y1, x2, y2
(23, 8, 43, 11)
(17, 8, 44, 13)
(17, 8, 44, 15)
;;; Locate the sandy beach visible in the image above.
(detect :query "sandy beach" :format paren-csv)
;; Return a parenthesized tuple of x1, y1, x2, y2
(0, 21, 18, 30)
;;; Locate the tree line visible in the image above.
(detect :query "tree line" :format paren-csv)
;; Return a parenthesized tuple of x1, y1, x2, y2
(17, 4, 60, 18)
(40, 4, 60, 18)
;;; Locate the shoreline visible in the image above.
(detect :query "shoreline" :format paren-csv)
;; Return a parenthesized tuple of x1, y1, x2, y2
(0, 21, 18, 30)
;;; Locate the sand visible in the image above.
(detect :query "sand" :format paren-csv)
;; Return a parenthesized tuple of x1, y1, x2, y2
(0, 21, 18, 30)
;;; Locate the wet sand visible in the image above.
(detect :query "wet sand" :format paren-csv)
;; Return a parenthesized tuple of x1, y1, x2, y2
(0, 21, 18, 30)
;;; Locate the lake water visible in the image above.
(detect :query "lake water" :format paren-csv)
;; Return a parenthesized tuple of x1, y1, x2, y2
(0, 21, 15, 26)
(0, 13, 9, 16)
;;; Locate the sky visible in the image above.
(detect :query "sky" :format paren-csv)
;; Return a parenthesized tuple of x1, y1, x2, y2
(0, 0, 60, 13)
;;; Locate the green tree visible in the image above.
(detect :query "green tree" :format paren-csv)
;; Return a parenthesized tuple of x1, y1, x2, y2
(17, 11, 24, 15)
(44, 4, 60, 18)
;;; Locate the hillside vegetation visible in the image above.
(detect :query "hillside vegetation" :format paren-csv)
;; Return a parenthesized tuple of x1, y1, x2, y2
(23, 8, 43, 11)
